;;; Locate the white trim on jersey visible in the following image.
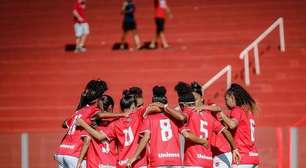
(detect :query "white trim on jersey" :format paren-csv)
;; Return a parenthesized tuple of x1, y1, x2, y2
(180, 128, 191, 134)
(217, 127, 226, 135)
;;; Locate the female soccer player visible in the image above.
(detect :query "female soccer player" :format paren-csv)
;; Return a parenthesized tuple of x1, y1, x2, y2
(174, 82, 240, 168)
(57, 80, 123, 168)
(149, 0, 173, 49)
(120, 0, 141, 50)
(218, 83, 259, 168)
(77, 95, 118, 168)
(190, 81, 235, 168)
(76, 90, 149, 168)
(56, 86, 103, 168)
(128, 85, 184, 167)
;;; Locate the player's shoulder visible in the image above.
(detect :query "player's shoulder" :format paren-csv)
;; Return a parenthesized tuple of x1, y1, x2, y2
(232, 106, 244, 113)
(146, 112, 163, 120)
(183, 107, 195, 116)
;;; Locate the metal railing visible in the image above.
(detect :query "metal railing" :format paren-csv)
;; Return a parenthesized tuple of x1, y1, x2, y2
(202, 65, 232, 95)
(240, 17, 285, 85)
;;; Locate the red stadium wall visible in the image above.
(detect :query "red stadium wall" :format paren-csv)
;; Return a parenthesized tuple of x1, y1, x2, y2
(0, 0, 306, 167)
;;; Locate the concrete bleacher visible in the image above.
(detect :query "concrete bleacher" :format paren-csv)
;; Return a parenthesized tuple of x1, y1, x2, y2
(0, 0, 306, 167)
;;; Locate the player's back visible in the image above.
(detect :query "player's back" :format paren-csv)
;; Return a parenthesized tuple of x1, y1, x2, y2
(86, 121, 117, 168)
(230, 107, 259, 164)
(57, 105, 99, 157)
(183, 110, 224, 167)
(104, 107, 147, 167)
(143, 112, 182, 167)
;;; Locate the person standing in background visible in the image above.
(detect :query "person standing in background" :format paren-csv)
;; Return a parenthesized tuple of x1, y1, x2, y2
(73, 0, 89, 53)
(150, 0, 173, 49)
(120, 0, 142, 50)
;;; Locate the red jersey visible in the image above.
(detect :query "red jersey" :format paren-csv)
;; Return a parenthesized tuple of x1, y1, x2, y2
(103, 107, 147, 168)
(210, 112, 232, 156)
(181, 108, 224, 167)
(230, 107, 259, 165)
(141, 112, 182, 167)
(86, 121, 117, 168)
(154, 0, 167, 18)
(73, 1, 87, 23)
(57, 105, 100, 157)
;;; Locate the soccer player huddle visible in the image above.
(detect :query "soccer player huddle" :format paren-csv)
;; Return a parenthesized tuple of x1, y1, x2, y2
(55, 80, 259, 168)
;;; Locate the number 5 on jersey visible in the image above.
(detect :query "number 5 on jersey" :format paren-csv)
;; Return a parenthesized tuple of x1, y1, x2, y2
(200, 120, 208, 139)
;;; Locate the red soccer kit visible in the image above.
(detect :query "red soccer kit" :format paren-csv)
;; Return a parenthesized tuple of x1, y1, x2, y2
(57, 105, 100, 157)
(210, 112, 232, 156)
(74, 1, 87, 23)
(181, 108, 225, 167)
(141, 112, 182, 167)
(86, 121, 117, 168)
(102, 107, 147, 168)
(230, 107, 259, 165)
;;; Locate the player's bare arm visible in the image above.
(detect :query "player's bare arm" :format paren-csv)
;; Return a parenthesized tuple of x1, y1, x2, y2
(76, 136, 91, 168)
(154, 103, 187, 122)
(221, 128, 241, 163)
(181, 130, 208, 147)
(196, 104, 222, 112)
(127, 132, 150, 167)
(143, 104, 163, 118)
(76, 118, 107, 141)
(95, 111, 129, 120)
(219, 111, 238, 129)
(121, 1, 128, 14)
(165, 5, 173, 19)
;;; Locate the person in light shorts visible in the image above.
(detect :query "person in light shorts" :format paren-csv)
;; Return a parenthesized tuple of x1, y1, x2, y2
(73, 0, 89, 52)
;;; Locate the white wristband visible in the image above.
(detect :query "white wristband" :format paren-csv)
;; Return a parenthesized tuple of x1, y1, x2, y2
(163, 104, 168, 110)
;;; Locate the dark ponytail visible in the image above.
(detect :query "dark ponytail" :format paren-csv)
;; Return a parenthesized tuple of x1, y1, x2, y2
(120, 90, 137, 111)
(174, 81, 195, 104)
(190, 81, 202, 97)
(99, 95, 114, 112)
(152, 85, 168, 104)
(77, 79, 108, 110)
